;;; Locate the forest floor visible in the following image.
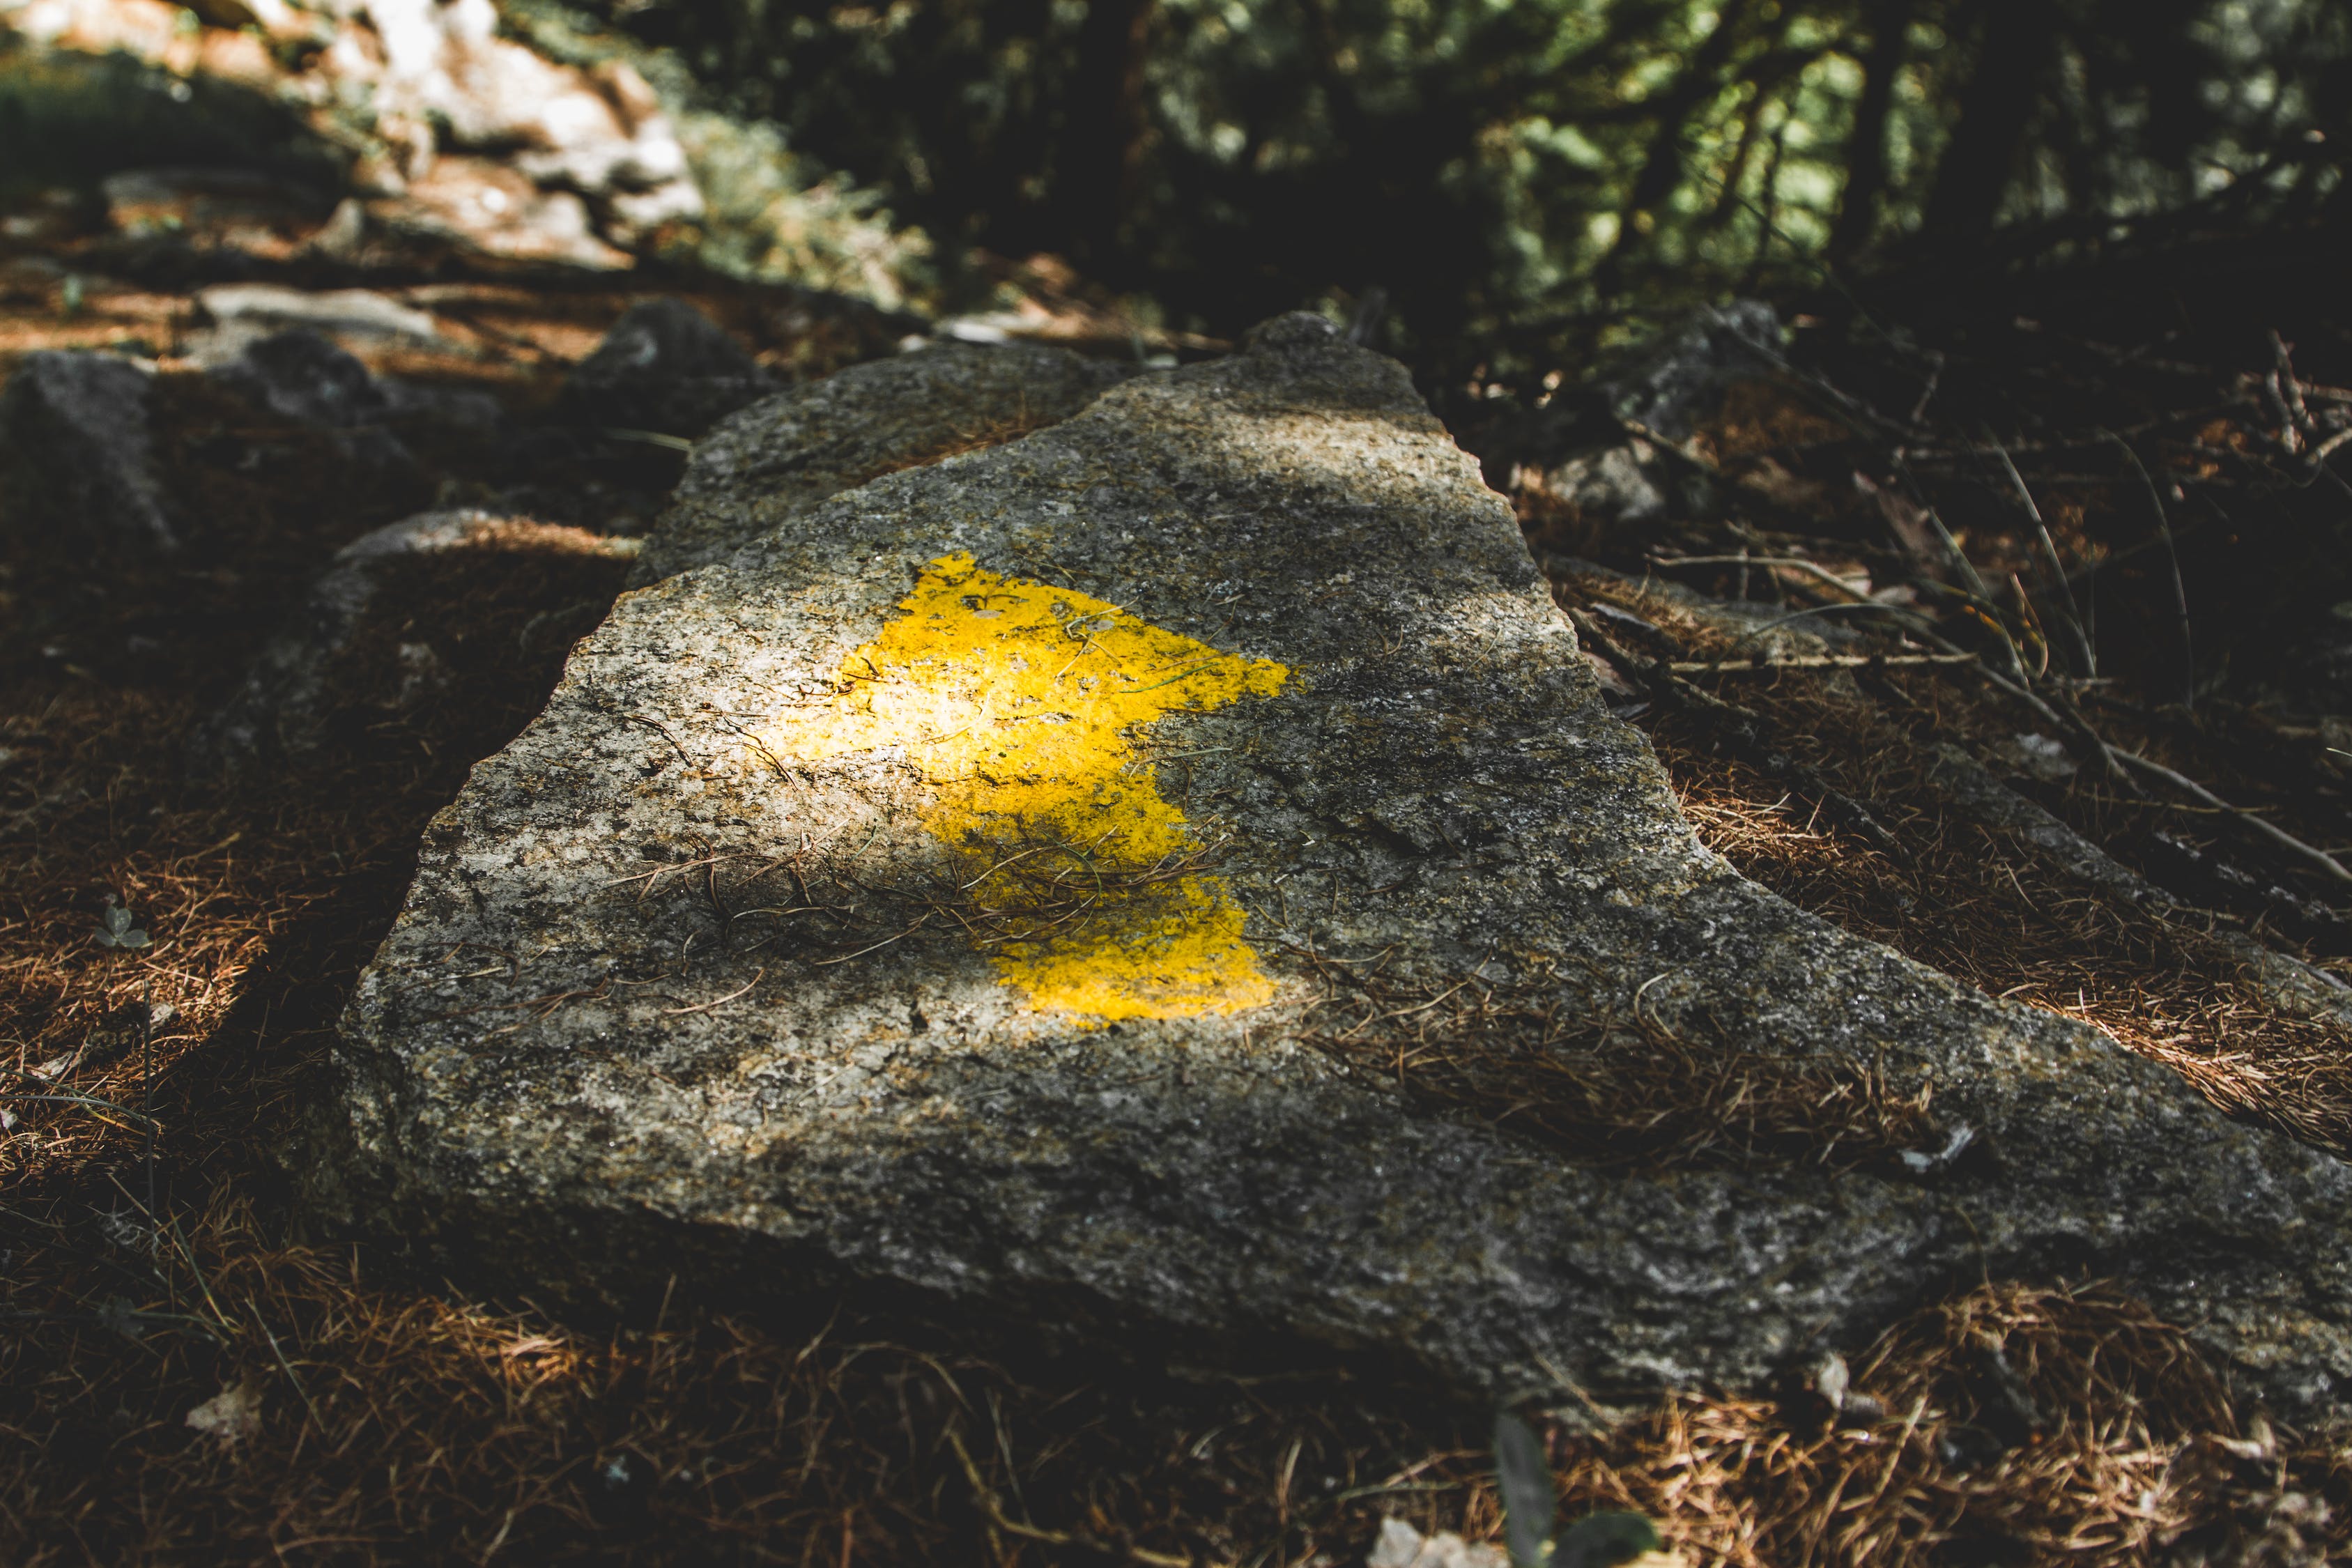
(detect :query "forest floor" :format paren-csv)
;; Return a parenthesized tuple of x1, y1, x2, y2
(6, 174, 2352, 1565)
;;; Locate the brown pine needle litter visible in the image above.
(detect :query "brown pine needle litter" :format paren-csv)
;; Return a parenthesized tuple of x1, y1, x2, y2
(2, 562, 2346, 1567)
(6, 347, 2352, 1559)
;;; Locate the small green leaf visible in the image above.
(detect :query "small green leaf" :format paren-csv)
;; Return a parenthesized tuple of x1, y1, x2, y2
(1493, 1411, 1556, 1568)
(1553, 1512, 1661, 1568)
(95, 898, 149, 950)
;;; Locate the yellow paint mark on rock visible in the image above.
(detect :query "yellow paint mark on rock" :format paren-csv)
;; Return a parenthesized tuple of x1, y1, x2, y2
(777, 553, 1288, 1020)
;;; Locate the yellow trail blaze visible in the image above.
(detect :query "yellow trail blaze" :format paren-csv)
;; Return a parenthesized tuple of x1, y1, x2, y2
(776, 553, 1289, 1020)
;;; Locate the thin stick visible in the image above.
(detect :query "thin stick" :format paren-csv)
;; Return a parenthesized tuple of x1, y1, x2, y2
(142, 976, 155, 1223)
(1670, 651, 1976, 672)
(661, 968, 767, 1015)
(2109, 750, 2352, 886)
(1990, 438, 2096, 677)
(252, 1301, 327, 1434)
(2269, 330, 2313, 448)
(2107, 433, 2195, 709)
(1650, 553, 1870, 603)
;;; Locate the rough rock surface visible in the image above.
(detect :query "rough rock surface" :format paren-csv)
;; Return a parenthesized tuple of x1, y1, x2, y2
(190, 510, 638, 772)
(560, 298, 776, 440)
(0, 350, 179, 554)
(320, 315, 2352, 1416)
(633, 340, 1138, 583)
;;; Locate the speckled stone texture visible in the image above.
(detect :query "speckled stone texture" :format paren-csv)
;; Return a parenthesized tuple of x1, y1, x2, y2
(317, 314, 2352, 1417)
(632, 341, 1139, 584)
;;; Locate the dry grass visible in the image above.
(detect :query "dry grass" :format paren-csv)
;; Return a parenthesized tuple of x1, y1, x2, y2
(1560, 569, 2352, 1157)
(1296, 953, 1943, 1174)
(1548, 1284, 2350, 1568)
(1666, 672, 2352, 1153)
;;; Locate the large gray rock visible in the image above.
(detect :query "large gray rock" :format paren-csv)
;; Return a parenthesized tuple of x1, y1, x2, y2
(633, 341, 1139, 583)
(317, 314, 2352, 1417)
(0, 351, 179, 556)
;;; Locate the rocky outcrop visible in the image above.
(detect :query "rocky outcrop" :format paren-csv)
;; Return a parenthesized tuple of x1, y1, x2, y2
(633, 340, 1139, 583)
(359, 0, 701, 247)
(316, 315, 2352, 1417)
(0, 350, 179, 555)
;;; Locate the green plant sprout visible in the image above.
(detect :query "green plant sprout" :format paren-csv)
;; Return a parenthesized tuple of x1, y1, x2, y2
(93, 896, 149, 951)
(1493, 1411, 1662, 1568)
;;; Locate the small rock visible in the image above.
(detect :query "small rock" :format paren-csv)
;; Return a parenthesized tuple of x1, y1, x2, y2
(209, 330, 393, 429)
(206, 329, 502, 446)
(206, 328, 423, 482)
(1991, 732, 2076, 783)
(560, 298, 775, 440)
(0, 350, 179, 555)
(1608, 300, 1783, 442)
(1472, 302, 1783, 532)
(1542, 438, 1696, 530)
(189, 510, 638, 774)
(1367, 1519, 1507, 1568)
(189, 283, 447, 363)
(184, 1380, 263, 1444)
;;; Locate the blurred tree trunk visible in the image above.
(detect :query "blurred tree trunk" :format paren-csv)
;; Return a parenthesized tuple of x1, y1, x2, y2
(1056, 0, 1158, 270)
(1597, 0, 1756, 293)
(1921, 0, 2059, 247)
(1828, 0, 1914, 263)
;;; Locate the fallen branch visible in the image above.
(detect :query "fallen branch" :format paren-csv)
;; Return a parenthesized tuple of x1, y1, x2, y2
(1650, 553, 1873, 603)
(2109, 751, 2352, 888)
(1671, 651, 1977, 673)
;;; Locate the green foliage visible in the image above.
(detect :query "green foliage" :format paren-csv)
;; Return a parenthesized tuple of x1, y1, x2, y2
(0, 38, 341, 202)
(576, 0, 2349, 364)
